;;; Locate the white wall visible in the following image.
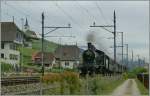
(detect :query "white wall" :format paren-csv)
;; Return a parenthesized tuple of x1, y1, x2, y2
(48, 59, 56, 69)
(60, 60, 80, 69)
(1, 43, 20, 66)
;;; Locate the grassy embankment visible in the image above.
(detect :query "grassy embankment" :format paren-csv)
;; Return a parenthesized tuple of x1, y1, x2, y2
(1, 39, 58, 73)
(41, 73, 125, 95)
(135, 79, 149, 95)
(21, 39, 58, 70)
(127, 67, 149, 95)
(1, 62, 14, 72)
(79, 75, 125, 95)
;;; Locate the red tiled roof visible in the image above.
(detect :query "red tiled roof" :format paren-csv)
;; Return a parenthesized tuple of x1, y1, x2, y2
(32, 52, 55, 63)
(55, 45, 80, 61)
(1, 22, 23, 42)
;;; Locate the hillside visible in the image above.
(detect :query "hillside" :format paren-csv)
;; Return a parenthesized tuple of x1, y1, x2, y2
(21, 39, 59, 68)
(32, 39, 58, 52)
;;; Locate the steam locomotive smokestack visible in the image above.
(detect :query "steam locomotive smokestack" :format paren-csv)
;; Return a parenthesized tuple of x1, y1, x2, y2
(88, 42, 92, 49)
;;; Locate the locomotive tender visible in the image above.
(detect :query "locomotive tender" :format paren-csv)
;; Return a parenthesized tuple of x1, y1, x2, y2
(79, 42, 126, 76)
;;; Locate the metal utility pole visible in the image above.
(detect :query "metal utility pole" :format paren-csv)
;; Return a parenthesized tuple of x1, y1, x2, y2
(137, 55, 140, 67)
(40, 12, 44, 95)
(20, 18, 24, 73)
(41, 12, 71, 76)
(121, 32, 123, 64)
(125, 44, 128, 68)
(41, 13, 44, 77)
(131, 50, 134, 65)
(143, 57, 145, 66)
(40, 12, 71, 95)
(90, 10, 117, 74)
(117, 32, 123, 64)
(113, 11, 116, 67)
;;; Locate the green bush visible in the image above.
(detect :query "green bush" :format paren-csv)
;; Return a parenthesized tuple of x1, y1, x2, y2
(1, 62, 14, 72)
(127, 67, 148, 79)
(132, 67, 147, 74)
(42, 71, 81, 95)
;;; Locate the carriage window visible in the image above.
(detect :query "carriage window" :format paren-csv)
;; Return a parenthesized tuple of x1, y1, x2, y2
(65, 61, 69, 66)
(1, 43, 4, 49)
(106, 59, 109, 68)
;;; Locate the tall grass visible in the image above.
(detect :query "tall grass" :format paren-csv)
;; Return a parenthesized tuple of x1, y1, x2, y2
(42, 72, 125, 95)
(1, 62, 14, 72)
(42, 71, 81, 95)
(135, 79, 149, 95)
(81, 75, 125, 95)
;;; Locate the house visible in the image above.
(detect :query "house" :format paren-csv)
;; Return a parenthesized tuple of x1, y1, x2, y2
(55, 45, 80, 69)
(32, 52, 55, 68)
(1, 22, 24, 66)
(23, 18, 38, 48)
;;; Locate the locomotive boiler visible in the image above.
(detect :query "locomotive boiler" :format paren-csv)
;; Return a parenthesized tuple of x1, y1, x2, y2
(79, 42, 126, 76)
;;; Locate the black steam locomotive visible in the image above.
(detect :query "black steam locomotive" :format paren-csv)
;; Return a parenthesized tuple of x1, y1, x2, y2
(79, 42, 127, 76)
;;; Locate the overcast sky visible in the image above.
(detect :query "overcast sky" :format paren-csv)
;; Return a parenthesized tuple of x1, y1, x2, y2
(1, 1, 149, 62)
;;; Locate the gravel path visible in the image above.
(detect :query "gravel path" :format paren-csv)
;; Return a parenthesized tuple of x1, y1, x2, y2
(112, 79, 141, 96)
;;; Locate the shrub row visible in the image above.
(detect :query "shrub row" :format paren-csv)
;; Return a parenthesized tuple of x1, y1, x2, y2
(42, 71, 81, 94)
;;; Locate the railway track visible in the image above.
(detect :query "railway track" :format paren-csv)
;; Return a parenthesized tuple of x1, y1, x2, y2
(1, 76, 40, 86)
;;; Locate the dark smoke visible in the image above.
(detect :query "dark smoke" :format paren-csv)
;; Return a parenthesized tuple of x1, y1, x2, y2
(86, 31, 108, 54)
(86, 32, 96, 43)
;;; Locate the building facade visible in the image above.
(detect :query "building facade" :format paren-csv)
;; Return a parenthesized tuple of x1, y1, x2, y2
(55, 45, 80, 69)
(1, 22, 24, 66)
(32, 52, 55, 68)
(23, 18, 38, 48)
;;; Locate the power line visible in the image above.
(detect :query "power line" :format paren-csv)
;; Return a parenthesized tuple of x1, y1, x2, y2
(76, 2, 114, 35)
(95, 1, 110, 25)
(76, 1, 96, 21)
(3, 10, 42, 39)
(95, 1, 113, 24)
(4, 2, 41, 24)
(3, 2, 42, 37)
(76, 2, 114, 56)
(54, 2, 87, 35)
(55, 3, 82, 29)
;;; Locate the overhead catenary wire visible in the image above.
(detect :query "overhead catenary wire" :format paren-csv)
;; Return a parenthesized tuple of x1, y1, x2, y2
(4, 2, 41, 24)
(76, 1, 111, 38)
(75, 1, 111, 41)
(77, 1, 117, 60)
(76, 1, 97, 22)
(4, 1, 115, 50)
(3, 2, 42, 37)
(54, 2, 92, 43)
(76, 2, 113, 35)
(95, 1, 113, 25)
(3, 2, 39, 25)
(8, 2, 73, 43)
(3, 11, 42, 38)
(76, 2, 116, 57)
(55, 2, 86, 32)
